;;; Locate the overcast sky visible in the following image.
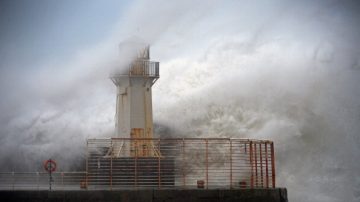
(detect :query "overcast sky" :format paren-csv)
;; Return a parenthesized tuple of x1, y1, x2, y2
(0, 1, 360, 202)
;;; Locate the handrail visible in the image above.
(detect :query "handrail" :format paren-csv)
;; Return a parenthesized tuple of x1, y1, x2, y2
(0, 138, 276, 190)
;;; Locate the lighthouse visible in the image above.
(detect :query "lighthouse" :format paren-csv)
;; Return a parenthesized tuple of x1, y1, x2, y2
(84, 40, 279, 191)
(110, 41, 160, 157)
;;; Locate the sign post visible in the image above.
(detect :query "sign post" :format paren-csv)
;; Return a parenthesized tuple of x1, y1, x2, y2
(43, 159, 57, 191)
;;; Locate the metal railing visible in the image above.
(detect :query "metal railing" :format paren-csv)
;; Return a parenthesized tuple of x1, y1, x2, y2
(129, 60, 159, 77)
(86, 138, 275, 190)
(0, 172, 86, 190)
(110, 60, 159, 78)
(0, 138, 275, 190)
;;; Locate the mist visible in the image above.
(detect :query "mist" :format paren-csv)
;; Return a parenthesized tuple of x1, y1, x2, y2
(1, 0, 360, 202)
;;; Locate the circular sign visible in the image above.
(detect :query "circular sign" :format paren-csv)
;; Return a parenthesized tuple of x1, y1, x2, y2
(43, 159, 57, 172)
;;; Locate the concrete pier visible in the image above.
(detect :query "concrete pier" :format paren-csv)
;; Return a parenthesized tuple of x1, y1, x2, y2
(0, 188, 287, 202)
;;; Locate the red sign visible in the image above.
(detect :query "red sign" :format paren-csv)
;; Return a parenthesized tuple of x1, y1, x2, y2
(43, 159, 57, 172)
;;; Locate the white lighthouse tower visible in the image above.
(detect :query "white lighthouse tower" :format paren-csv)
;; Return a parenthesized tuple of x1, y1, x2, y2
(109, 41, 160, 157)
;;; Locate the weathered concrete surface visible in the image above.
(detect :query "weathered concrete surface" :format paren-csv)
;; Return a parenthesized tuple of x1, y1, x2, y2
(0, 188, 287, 202)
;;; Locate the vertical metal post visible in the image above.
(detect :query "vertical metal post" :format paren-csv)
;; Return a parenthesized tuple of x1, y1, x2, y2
(85, 140, 88, 189)
(108, 139, 112, 190)
(134, 151, 137, 188)
(260, 144, 263, 187)
(265, 143, 269, 188)
(182, 139, 186, 187)
(36, 172, 39, 191)
(205, 139, 208, 189)
(61, 172, 64, 190)
(97, 158, 100, 189)
(249, 142, 254, 188)
(12, 171, 14, 190)
(49, 159, 52, 191)
(230, 140, 233, 189)
(158, 139, 161, 189)
(110, 151, 113, 190)
(271, 142, 276, 188)
(254, 144, 258, 187)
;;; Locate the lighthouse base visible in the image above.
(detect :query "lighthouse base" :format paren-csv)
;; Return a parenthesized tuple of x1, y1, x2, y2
(88, 157, 175, 187)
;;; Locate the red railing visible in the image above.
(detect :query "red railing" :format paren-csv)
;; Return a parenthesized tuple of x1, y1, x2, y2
(86, 138, 276, 189)
(0, 138, 275, 190)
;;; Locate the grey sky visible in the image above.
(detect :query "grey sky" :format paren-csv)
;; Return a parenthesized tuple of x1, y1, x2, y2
(0, 0, 128, 69)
